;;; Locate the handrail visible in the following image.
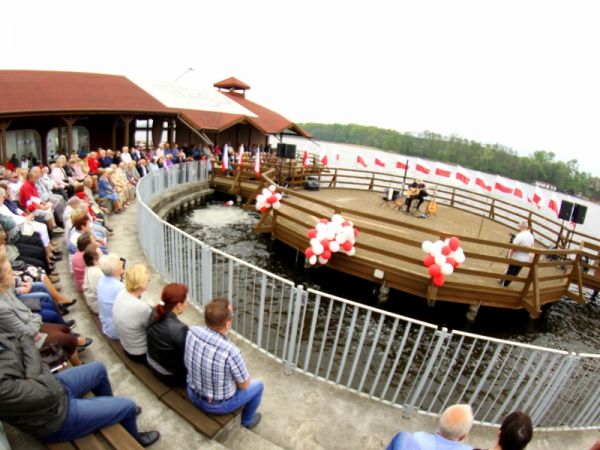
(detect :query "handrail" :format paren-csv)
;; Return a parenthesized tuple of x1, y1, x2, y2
(136, 162, 600, 430)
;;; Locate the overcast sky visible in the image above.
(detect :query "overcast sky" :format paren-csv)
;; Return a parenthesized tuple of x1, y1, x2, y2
(3, 0, 600, 175)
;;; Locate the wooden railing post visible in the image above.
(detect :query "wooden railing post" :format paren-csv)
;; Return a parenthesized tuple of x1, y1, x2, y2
(489, 199, 496, 220)
(520, 253, 541, 317)
(368, 172, 375, 190)
(450, 188, 456, 207)
(564, 252, 585, 303)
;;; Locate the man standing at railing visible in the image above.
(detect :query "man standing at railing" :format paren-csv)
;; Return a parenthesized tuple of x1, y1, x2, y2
(184, 297, 264, 429)
(500, 221, 535, 287)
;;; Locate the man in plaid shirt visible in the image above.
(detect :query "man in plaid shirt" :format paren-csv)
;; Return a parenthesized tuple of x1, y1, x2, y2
(184, 297, 263, 428)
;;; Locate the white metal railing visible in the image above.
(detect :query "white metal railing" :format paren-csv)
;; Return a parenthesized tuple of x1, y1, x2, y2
(136, 162, 600, 430)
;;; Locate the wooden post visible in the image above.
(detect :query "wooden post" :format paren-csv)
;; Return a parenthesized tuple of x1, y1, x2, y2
(62, 116, 78, 154)
(0, 120, 11, 163)
(520, 253, 541, 317)
(368, 172, 375, 190)
(450, 188, 456, 207)
(120, 116, 134, 148)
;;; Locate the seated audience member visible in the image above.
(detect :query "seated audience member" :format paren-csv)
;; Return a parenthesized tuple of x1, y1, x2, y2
(113, 264, 151, 363)
(83, 244, 103, 314)
(72, 232, 95, 292)
(475, 411, 533, 450)
(98, 168, 123, 213)
(146, 283, 189, 386)
(185, 297, 263, 429)
(67, 209, 93, 255)
(387, 404, 474, 450)
(0, 332, 160, 447)
(0, 255, 91, 366)
(14, 279, 74, 327)
(19, 168, 62, 233)
(404, 179, 429, 213)
(97, 253, 124, 339)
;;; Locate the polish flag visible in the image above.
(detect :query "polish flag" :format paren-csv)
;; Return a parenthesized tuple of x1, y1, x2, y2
(434, 163, 452, 178)
(221, 144, 229, 173)
(532, 187, 544, 207)
(415, 160, 431, 174)
(374, 157, 386, 168)
(396, 159, 408, 170)
(237, 145, 244, 172)
(320, 150, 328, 166)
(475, 173, 492, 192)
(494, 176, 513, 194)
(335, 153, 340, 164)
(513, 182, 525, 200)
(254, 147, 261, 177)
(548, 193, 560, 215)
(455, 166, 470, 185)
(303, 150, 309, 169)
(357, 154, 368, 168)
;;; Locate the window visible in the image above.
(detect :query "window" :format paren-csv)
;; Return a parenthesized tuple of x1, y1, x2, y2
(46, 126, 90, 158)
(6, 129, 42, 163)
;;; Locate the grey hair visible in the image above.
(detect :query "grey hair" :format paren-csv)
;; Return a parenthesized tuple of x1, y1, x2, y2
(438, 404, 473, 441)
(0, 187, 6, 198)
(100, 253, 121, 276)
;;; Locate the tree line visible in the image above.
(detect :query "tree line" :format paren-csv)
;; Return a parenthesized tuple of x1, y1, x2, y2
(300, 123, 600, 201)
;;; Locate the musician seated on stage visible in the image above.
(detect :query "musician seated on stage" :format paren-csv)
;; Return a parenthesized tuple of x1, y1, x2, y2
(404, 179, 429, 212)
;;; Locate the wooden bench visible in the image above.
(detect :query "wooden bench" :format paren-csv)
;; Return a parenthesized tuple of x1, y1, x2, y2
(87, 309, 240, 438)
(46, 422, 143, 450)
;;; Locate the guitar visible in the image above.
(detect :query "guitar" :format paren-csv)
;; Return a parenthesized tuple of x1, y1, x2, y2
(404, 186, 421, 197)
(427, 187, 438, 216)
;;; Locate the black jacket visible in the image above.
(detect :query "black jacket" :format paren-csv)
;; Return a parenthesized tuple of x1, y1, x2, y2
(146, 310, 188, 383)
(0, 332, 67, 438)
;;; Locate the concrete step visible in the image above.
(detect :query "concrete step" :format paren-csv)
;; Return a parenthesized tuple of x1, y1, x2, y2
(216, 425, 284, 450)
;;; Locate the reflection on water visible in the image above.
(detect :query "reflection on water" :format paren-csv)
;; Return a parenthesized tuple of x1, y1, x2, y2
(170, 201, 600, 355)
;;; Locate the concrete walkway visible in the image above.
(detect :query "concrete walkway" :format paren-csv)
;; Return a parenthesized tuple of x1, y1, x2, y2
(5, 201, 598, 450)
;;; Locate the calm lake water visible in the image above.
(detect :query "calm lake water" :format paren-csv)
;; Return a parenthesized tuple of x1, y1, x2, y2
(170, 199, 600, 355)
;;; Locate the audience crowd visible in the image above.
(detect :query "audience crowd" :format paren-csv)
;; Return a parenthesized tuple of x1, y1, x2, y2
(0, 144, 551, 449)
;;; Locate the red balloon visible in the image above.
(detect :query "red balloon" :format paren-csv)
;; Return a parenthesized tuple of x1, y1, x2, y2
(307, 228, 317, 239)
(267, 195, 277, 204)
(441, 246, 451, 256)
(319, 218, 329, 224)
(321, 250, 332, 260)
(305, 247, 314, 258)
(320, 240, 330, 251)
(428, 264, 441, 277)
(260, 206, 268, 213)
(449, 237, 461, 251)
(446, 257, 458, 268)
(353, 228, 359, 237)
(342, 221, 351, 227)
(342, 241, 354, 252)
(432, 273, 445, 287)
(423, 255, 435, 267)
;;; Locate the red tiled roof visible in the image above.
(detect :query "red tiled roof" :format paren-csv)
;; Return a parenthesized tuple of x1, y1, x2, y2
(178, 108, 246, 132)
(0, 70, 170, 115)
(213, 77, 250, 91)
(222, 92, 311, 138)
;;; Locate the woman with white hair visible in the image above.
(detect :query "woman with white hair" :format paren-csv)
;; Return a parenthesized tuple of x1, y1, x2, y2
(96, 253, 124, 339)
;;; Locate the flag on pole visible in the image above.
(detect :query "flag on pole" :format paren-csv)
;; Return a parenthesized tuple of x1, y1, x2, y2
(548, 193, 560, 215)
(254, 147, 260, 177)
(455, 166, 470, 185)
(237, 144, 244, 172)
(475, 173, 492, 192)
(374, 157, 386, 168)
(357, 154, 368, 168)
(335, 153, 340, 166)
(415, 159, 431, 174)
(513, 182, 525, 200)
(494, 176, 514, 194)
(303, 150, 309, 169)
(434, 163, 451, 178)
(532, 186, 544, 207)
(221, 144, 229, 173)
(320, 149, 328, 166)
(396, 159, 408, 170)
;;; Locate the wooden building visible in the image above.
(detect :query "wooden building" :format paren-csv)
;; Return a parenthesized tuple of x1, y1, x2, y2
(0, 70, 310, 164)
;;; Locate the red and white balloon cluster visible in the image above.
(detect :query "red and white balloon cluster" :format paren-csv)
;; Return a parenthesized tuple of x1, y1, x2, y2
(255, 185, 282, 213)
(304, 214, 359, 266)
(421, 237, 465, 287)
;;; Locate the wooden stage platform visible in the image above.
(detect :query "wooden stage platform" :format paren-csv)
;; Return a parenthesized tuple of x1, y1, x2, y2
(211, 171, 591, 317)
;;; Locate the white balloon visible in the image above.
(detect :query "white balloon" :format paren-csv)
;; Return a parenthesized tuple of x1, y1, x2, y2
(325, 230, 336, 241)
(310, 238, 319, 247)
(309, 255, 317, 265)
(262, 188, 270, 197)
(331, 214, 344, 224)
(318, 256, 328, 265)
(421, 240, 434, 253)
(347, 247, 356, 256)
(455, 252, 466, 264)
(275, 193, 282, 200)
(272, 202, 281, 210)
(316, 223, 327, 233)
(344, 227, 354, 239)
(329, 241, 340, 253)
(255, 203, 262, 211)
(434, 254, 447, 266)
(455, 248, 465, 258)
(441, 263, 454, 275)
(256, 194, 266, 203)
(268, 185, 277, 192)
(336, 234, 347, 244)
(312, 244, 324, 256)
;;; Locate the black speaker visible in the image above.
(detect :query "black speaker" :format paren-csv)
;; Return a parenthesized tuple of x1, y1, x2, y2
(277, 143, 297, 159)
(572, 204, 587, 225)
(392, 190, 400, 201)
(304, 180, 320, 191)
(558, 200, 574, 221)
